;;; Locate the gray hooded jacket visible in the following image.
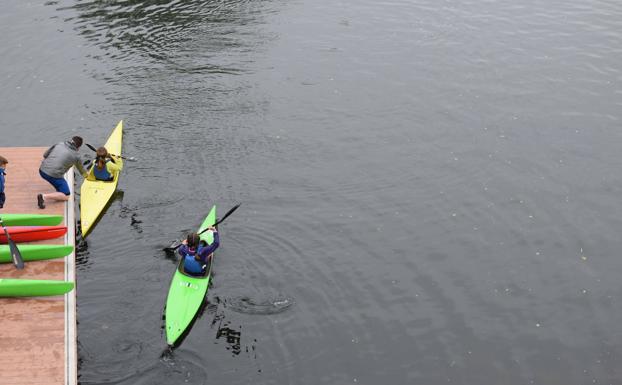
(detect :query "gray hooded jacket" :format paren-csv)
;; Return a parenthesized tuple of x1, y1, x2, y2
(39, 141, 87, 178)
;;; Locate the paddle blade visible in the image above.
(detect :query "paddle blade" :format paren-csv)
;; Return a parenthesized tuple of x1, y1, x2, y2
(85, 143, 97, 152)
(0, 218, 25, 269)
(114, 154, 135, 161)
(163, 240, 182, 252)
(214, 203, 241, 227)
(9, 240, 24, 270)
(87, 143, 135, 162)
(106, 152, 135, 162)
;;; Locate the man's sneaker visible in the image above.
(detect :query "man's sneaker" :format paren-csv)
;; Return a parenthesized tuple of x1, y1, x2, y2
(37, 194, 45, 209)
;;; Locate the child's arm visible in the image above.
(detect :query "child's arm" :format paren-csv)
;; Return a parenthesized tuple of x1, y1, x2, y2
(107, 157, 124, 173)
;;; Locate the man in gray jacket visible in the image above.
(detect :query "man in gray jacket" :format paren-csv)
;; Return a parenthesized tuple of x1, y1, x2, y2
(37, 136, 88, 209)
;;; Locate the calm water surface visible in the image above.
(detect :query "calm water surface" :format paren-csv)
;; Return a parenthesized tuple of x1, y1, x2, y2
(2, 0, 622, 384)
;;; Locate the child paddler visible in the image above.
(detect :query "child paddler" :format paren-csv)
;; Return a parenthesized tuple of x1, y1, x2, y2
(87, 147, 123, 182)
(177, 228, 219, 276)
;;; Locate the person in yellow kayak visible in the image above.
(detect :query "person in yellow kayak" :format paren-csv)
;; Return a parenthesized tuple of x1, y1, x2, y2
(87, 147, 123, 182)
(178, 228, 219, 276)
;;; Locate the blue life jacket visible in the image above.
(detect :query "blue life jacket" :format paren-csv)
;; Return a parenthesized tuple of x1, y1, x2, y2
(93, 161, 113, 181)
(183, 246, 205, 274)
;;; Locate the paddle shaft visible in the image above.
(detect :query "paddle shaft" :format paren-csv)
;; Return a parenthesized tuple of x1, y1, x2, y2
(85, 143, 135, 161)
(199, 203, 241, 236)
(167, 203, 241, 251)
(0, 217, 24, 269)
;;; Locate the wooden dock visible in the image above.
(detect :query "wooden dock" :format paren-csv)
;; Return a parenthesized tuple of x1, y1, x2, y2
(0, 147, 77, 385)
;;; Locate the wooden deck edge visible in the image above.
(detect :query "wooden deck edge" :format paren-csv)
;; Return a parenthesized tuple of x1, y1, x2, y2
(65, 168, 77, 385)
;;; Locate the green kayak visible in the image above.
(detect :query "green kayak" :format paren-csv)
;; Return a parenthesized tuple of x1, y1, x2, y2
(0, 213, 63, 226)
(0, 244, 74, 264)
(165, 205, 217, 345)
(0, 279, 74, 297)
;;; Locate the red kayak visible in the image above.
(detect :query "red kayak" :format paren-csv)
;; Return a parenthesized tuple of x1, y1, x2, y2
(0, 226, 67, 244)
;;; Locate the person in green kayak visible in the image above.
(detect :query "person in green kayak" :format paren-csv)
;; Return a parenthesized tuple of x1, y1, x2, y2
(87, 146, 123, 182)
(37, 136, 87, 209)
(178, 227, 219, 276)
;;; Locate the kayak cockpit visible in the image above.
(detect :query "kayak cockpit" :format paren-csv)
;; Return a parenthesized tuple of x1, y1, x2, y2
(176, 255, 212, 278)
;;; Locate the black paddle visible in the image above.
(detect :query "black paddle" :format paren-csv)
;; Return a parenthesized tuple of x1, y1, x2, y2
(0, 216, 24, 269)
(85, 143, 137, 162)
(164, 203, 241, 251)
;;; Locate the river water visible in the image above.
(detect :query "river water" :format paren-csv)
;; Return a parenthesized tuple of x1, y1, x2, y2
(2, 0, 622, 384)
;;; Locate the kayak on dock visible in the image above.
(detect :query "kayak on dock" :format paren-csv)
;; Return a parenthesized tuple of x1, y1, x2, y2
(0, 225, 67, 244)
(80, 120, 123, 237)
(165, 205, 217, 346)
(0, 278, 74, 297)
(0, 244, 73, 264)
(0, 213, 63, 226)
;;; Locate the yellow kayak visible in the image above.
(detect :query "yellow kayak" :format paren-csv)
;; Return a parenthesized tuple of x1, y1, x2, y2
(80, 120, 123, 237)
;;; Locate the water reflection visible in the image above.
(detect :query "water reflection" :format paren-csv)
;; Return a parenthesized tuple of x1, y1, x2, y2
(50, 0, 275, 189)
(55, 0, 270, 73)
(214, 319, 242, 355)
(76, 189, 125, 269)
(211, 300, 259, 358)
